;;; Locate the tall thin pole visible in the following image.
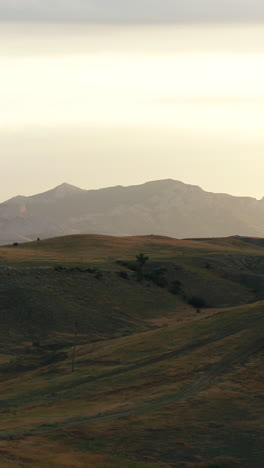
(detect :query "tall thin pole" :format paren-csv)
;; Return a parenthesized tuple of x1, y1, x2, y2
(71, 320, 77, 372)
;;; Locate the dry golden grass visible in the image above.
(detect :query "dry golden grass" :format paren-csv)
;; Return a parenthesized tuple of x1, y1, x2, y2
(1, 234, 262, 267)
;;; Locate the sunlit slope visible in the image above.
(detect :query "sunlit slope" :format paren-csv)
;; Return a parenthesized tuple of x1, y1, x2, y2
(1, 302, 263, 467)
(1, 234, 227, 266)
(1, 234, 264, 266)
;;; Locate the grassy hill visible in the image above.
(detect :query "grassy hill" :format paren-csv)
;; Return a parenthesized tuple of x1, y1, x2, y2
(0, 235, 263, 467)
(1, 233, 264, 266)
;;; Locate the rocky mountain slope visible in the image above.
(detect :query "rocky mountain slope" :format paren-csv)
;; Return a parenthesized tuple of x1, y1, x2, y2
(1, 179, 264, 244)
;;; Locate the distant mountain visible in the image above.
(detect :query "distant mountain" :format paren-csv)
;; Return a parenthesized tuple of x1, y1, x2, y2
(1, 179, 264, 244)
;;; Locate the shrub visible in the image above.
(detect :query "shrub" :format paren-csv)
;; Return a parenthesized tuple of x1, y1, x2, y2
(85, 267, 97, 274)
(146, 267, 168, 288)
(117, 271, 129, 280)
(95, 271, 103, 280)
(116, 260, 138, 271)
(153, 277, 168, 288)
(188, 296, 207, 308)
(116, 260, 137, 270)
(169, 280, 183, 295)
(116, 260, 126, 266)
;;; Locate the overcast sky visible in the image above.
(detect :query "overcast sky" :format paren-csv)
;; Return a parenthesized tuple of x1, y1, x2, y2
(1, 4, 264, 202)
(0, 0, 263, 23)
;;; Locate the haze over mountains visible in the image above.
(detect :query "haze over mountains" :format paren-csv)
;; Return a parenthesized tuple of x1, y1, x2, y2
(1, 179, 264, 244)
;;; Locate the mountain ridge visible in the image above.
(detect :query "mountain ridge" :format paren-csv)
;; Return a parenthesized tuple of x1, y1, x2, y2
(2, 179, 260, 204)
(1, 178, 264, 244)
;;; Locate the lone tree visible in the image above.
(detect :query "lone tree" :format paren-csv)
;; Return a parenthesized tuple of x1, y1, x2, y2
(136, 253, 149, 268)
(136, 253, 149, 281)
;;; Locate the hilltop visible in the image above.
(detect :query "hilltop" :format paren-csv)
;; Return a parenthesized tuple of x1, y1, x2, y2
(1, 179, 264, 244)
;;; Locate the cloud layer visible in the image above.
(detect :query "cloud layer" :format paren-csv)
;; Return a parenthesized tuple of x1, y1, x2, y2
(0, 0, 263, 23)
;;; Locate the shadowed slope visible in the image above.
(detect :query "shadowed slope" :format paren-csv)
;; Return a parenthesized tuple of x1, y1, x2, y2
(0, 302, 263, 467)
(2, 234, 264, 348)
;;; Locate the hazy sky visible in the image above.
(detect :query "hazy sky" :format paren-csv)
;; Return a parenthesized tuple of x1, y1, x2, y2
(1, 18, 264, 201)
(0, 1, 264, 23)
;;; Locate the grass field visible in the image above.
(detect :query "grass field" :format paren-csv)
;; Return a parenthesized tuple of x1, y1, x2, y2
(0, 235, 263, 467)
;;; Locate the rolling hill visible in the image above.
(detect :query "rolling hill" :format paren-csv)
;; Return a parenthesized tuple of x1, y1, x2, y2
(1, 179, 264, 244)
(0, 234, 264, 467)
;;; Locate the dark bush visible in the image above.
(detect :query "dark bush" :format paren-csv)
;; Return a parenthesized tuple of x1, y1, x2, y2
(117, 260, 138, 272)
(152, 276, 168, 288)
(95, 271, 103, 280)
(85, 267, 97, 274)
(117, 271, 129, 280)
(146, 267, 168, 288)
(169, 280, 183, 295)
(188, 296, 207, 308)
(128, 263, 139, 272)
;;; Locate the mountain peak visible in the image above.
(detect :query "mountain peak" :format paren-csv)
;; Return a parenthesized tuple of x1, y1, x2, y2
(1, 179, 264, 245)
(53, 182, 83, 192)
(32, 182, 85, 200)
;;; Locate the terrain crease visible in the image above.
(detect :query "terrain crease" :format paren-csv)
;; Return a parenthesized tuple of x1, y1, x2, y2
(1, 333, 263, 441)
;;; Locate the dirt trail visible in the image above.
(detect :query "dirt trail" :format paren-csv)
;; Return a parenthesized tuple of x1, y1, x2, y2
(0, 332, 263, 441)
(1, 311, 262, 410)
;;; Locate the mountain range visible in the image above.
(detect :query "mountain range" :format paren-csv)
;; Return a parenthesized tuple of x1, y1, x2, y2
(1, 179, 264, 244)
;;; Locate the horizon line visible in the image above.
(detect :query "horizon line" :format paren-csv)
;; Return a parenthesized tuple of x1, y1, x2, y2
(1, 178, 263, 205)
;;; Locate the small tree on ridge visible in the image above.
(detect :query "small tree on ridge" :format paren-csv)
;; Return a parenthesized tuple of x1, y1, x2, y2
(136, 253, 149, 281)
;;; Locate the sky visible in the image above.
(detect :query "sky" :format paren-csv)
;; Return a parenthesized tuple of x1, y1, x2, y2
(1, 3, 264, 201)
(0, 1, 264, 23)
